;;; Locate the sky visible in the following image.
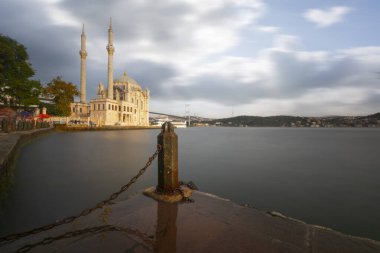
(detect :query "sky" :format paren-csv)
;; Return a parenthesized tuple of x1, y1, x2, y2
(0, 0, 379, 118)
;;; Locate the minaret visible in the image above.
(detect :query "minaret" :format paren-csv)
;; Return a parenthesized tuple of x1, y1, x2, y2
(79, 24, 87, 103)
(106, 17, 115, 100)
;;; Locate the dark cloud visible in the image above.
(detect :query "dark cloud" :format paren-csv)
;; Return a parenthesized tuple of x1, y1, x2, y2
(0, 1, 79, 84)
(122, 60, 177, 97)
(0, 1, 49, 36)
(168, 75, 264, 105)
(267, 50, 379, 103)
(0, 0, 378, 115)
(266, 51, 354, 98)
(0, 0, 263, 100)
(150, 49, 380, 107)
(59, 0, 194, 45)
(365, 92, 380, 109)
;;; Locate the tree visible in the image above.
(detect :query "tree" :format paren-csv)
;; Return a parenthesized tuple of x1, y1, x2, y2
(0, 34, 41, 107)
(43, 76, 79, 116)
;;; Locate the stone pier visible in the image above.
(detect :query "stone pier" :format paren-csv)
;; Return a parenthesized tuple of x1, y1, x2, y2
(1, 191, 380, 253)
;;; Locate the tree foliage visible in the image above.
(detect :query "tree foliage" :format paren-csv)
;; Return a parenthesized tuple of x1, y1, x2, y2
(0, 34, 41, 107)
(43, 76, 79, 116)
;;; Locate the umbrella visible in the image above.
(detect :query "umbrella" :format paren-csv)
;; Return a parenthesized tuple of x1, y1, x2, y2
(38, 114, 51, 119)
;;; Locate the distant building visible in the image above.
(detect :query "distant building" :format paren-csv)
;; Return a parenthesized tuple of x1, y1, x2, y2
(193, 123, 209, 127)
(70, 19, 149, 126)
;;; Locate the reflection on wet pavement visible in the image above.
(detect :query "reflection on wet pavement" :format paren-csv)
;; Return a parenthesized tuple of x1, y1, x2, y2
(2, 191, 380, 253)
(155, 202, 178, 253)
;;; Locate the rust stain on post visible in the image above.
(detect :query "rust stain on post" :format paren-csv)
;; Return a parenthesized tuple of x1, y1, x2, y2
(144, 121, 192, 202)
(157, 122, 179, 193)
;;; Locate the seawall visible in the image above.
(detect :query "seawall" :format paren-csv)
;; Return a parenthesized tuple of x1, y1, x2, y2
(55, 125, 160, 131)
(0, 128, 54, 180)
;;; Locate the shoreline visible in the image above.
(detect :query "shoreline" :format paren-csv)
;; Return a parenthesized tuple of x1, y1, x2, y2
(0, 125, 161, 180)
(55, 125, 161, 131)
(0, 128, 54, 181)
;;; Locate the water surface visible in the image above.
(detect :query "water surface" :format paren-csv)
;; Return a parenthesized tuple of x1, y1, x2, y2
(1, 127, 379, 241)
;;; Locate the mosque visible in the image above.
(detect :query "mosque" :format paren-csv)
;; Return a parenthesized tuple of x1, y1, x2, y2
(70, 19, 150, 126)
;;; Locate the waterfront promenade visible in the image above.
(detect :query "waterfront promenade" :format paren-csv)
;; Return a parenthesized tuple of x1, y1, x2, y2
(55, 125, 160, 131)
(0, 127, 54, 178)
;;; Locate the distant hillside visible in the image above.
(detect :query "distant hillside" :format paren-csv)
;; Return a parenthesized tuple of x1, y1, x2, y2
(208, 115, 307, 127)
(366, 112, 380, 120)
(197, 113, 380, 127)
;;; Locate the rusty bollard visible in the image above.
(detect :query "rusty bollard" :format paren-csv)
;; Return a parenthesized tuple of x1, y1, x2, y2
(144, 122, 192, 203)
(157, 122, 179, 193)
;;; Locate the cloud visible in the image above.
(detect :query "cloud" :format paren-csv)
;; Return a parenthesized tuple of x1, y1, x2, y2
(123, 60, 178, 98)
(152, 35, 380, 116)
(303, 6, 352, 27)
(58, 0, 265, 66)
(256, 26, 279, 33)
(0, 0, 378, 117)
(272, 35, 301, 51)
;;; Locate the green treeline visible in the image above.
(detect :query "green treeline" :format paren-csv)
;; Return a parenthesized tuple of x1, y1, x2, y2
(205, 113, 380, 127)
(0, 34, 78, 116)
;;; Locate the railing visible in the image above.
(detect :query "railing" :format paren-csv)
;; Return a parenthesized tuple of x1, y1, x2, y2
(0, 118, 50, 133)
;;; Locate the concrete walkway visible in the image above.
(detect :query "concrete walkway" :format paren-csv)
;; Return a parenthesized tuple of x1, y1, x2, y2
(1, 191, 379, 253)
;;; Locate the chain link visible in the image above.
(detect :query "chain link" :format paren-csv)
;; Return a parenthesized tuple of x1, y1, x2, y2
(0, 144, 161, 244)
(177, 181, 197, 203)
(15, 225, 155, 253)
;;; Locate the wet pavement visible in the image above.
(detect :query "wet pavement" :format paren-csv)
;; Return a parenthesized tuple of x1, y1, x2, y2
(1, 191, 380, 253)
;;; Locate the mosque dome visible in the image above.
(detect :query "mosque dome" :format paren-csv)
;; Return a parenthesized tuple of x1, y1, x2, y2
(114, 71, 140, 87)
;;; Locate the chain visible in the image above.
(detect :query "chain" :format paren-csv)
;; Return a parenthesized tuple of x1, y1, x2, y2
(177, 181, 197, 203)
(15, 225, 155, 253)
(0, 144, 162, 244)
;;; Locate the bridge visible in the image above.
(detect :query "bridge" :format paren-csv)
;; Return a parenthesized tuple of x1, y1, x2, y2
(149, 111, 187, 120)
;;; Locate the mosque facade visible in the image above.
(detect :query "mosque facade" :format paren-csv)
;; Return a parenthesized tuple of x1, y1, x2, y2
(70, 20, 150, 126)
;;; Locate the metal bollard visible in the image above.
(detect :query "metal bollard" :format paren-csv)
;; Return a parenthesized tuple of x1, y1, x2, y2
(4, 119, 10, 133)
(157, 122, 179, 193)
(12, 119, 16, 131)
(144, 121, 192, 203)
